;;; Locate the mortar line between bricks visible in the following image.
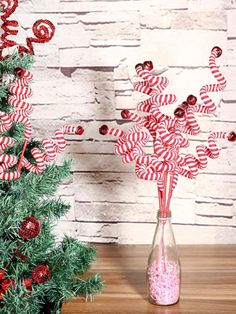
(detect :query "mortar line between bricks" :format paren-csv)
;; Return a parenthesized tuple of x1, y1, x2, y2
(72, 221, 236, 228)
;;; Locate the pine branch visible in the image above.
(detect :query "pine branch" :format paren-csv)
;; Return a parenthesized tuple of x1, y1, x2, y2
(0, 54, 34, 76)
(48, 237, 97, 279)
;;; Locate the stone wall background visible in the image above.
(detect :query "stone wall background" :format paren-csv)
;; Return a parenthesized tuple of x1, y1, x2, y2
(9, 0, 236, 243)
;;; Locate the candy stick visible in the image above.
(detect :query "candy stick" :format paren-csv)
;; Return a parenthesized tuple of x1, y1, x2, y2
(0, 111, 13, 133)
(22, 125, 84, 174)
(17, 140, 27, 172)
(7, 68, 33, 172)
(177, 131, 236, 180)
(135, 62, 168, 91)
(158, 187, 163, 215)
(8, 68, 33, 116)
(196, 47, 227, 114)
(166, 174, 174, 213)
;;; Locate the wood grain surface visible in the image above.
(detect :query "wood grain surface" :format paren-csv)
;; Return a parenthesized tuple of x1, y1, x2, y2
(62, 244, 236, 314)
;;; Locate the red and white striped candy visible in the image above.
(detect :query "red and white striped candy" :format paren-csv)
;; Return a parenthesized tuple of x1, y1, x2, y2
(22, 125, 84, 174)
(196, 47, 227, 114)
(178, 131, 229, 179)
(0, 111, 12, 133)
(135, 162, 163, 181)
(0, 136, 14, 151)
(8, 70, 33, 116)
(158, 119, 190, 148)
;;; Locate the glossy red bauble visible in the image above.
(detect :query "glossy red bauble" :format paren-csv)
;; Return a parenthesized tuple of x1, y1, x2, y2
(75, 126, 84, 135)
(19, 216, 40, 240)
(99, 125, 109, 135)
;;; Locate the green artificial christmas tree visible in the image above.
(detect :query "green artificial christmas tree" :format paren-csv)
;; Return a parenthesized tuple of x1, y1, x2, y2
(0, 2, 102, 313)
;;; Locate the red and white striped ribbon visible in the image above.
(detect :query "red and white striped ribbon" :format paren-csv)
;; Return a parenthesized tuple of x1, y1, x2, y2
(22, 125, 84, 174)
(178, 131, 229, 179)
(196, 47, 227, 114)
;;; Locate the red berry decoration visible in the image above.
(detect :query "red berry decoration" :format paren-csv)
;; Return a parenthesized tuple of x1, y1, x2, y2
(32, 265, 51, 284)
(174, 102, 188, 118)
(1, 279, 15, 291)
(227, 131, 236, 142)
(121, 109, 130, 119)
(19, 216, 40, 240)
(211, 46, 222, 58)
(23, 278, 32, 291)
(99, 125, 109, 135)
(0, 270, 5, 280)
(143, 61, 153, 71)
(187, 95, 197, 106)
(15, 67, 26, 78)
(0, 290, 5, 302)
(135, 63, 143, 71)
(75, 126, 84, 135)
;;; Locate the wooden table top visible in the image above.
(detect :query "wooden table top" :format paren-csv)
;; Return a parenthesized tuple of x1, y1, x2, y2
(62, 244, 236, 314)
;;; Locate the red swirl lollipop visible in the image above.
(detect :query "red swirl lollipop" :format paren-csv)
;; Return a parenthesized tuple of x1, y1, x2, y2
(19, 19, 56, 55)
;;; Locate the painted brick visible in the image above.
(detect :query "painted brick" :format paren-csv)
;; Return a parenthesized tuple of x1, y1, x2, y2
(59, 1, 188, 13)
(74, 197, 195, 224)
(118, 223, 236, 244)
(188, 0, 226, 11)
(140, 10, 171, 29)
(57, 23, 90, 48)
(227, 10, 236, 38)
(60, 46, 139, 67)
(140, 30, 227, 67)
(80, 11, 140, 45)
(172, 11, 227, 30)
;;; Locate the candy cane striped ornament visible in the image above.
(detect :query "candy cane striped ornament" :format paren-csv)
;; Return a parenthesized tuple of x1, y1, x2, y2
(196, 46, 227, 114)
(178, 131, 236, 179)
(99, 124, 149, 164)
(21, 125, 84, 174)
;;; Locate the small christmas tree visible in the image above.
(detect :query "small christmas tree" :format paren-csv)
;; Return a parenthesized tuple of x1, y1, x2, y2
(0, 2, 102, 313)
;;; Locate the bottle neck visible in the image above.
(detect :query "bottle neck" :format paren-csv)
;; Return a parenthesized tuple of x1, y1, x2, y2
(157, 210, 172, 222)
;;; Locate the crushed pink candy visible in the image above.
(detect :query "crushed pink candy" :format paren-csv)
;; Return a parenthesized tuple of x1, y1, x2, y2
(147, 258, 180, 305)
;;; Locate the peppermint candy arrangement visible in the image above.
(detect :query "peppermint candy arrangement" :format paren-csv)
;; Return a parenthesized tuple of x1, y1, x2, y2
(100, 47, 236, 217)
(0, 0, 84, 181)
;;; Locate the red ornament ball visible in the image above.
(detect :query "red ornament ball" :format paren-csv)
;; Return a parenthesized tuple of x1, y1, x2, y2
(19, 216, 40, 240)
(99, 125, 108, 135)
(15, 67, 26, 78)
(0, 290, 5, 302)
(227, 131, 236, 142)
(121, 109, 130, 119)
(75, 126, 84, 135)
(187, 95, 197, 106)
(143, 60, 153, 71)
(32, 265, 51, 284)
(23, 278, 32, 290)
(174, 102, 188, 118)
(0, 270, 5, 280)
(135, 63, 143, 71)
(211, 46, 222, 58)
(1, 279, 15, 291)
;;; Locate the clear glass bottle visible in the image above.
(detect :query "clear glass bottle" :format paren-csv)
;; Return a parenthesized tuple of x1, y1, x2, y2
(147, 210, 181, 305)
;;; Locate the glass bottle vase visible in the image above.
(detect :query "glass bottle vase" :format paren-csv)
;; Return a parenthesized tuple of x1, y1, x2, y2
(147, 210, 181, 305)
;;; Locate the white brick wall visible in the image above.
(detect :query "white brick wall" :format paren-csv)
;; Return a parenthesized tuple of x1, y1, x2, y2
(6, 0, 236, 243)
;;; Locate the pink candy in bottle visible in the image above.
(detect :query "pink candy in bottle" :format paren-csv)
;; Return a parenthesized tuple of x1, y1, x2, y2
(147, 210, 181, 305)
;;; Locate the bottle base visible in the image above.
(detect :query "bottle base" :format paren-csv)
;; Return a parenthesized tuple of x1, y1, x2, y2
(148, 297, 180, 306)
